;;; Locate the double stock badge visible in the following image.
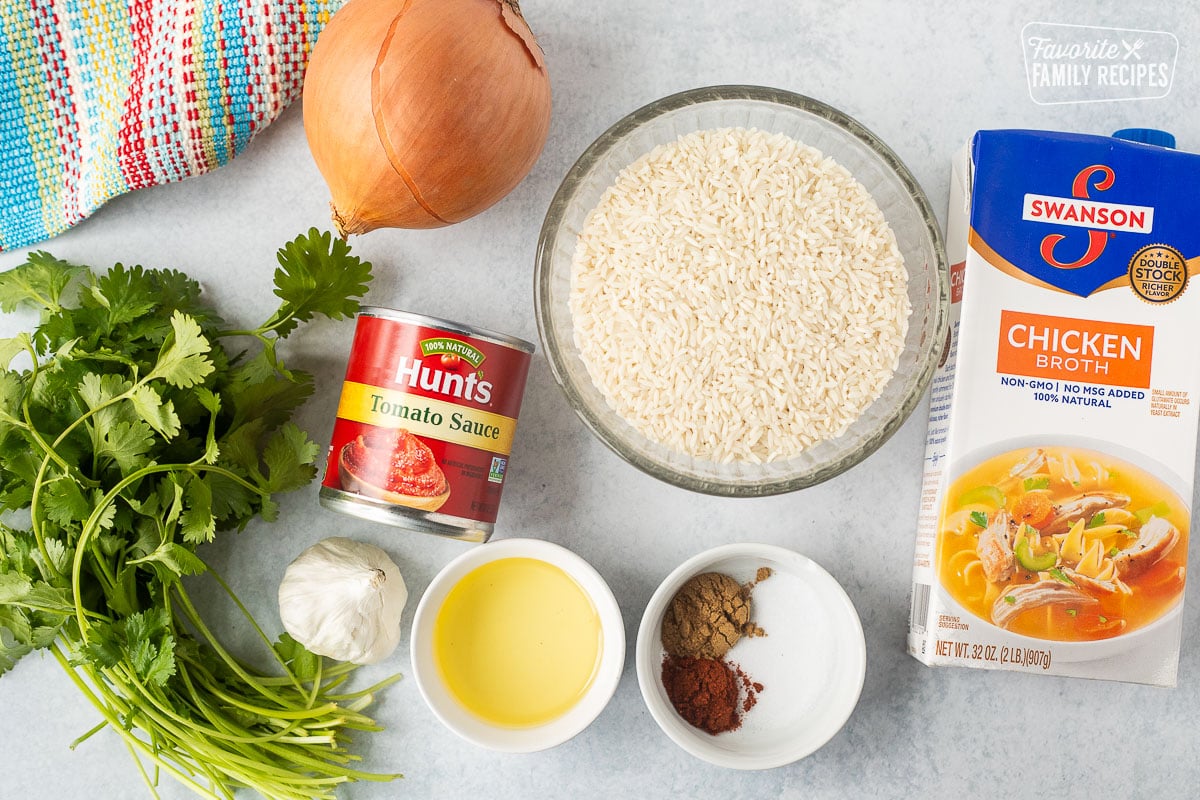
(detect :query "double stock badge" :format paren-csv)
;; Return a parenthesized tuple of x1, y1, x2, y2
(320, 308, 534, 543)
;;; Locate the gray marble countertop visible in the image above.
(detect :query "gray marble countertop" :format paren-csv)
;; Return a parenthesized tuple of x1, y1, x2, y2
(3, 1, 1198, 797)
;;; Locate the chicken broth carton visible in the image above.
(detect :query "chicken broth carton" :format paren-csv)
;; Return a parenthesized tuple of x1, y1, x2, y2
(908, 129, 1200, 686)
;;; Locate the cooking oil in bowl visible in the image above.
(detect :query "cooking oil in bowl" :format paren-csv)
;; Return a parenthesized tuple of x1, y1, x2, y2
(433, 557, 602, 727)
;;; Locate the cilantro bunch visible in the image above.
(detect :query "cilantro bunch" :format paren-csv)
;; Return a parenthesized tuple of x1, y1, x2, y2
(0, 230, 399, 798)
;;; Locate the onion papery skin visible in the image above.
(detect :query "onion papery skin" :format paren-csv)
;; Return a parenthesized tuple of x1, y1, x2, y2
(303, 0, 552, 233)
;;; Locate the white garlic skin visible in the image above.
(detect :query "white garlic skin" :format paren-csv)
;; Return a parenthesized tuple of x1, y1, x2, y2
(278, 537, 408, 665)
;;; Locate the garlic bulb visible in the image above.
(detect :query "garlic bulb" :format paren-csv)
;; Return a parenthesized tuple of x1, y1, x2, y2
(278, 537, 408, 665)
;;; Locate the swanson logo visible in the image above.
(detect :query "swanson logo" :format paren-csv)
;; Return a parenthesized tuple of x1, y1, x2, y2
(1022, 165, 1154, 269)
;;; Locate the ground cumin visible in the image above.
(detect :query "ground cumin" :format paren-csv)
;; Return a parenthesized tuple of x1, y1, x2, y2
(661, 570, 769, 659)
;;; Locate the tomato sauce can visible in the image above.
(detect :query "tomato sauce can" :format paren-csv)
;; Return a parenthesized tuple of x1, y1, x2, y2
(319, 308, 534, 542)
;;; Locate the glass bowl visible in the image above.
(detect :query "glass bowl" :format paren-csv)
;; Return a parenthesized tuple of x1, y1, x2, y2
(534, 85, 949, 495)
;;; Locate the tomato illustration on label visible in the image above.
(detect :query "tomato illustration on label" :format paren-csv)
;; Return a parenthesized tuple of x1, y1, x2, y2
(340, 430, 450, 512)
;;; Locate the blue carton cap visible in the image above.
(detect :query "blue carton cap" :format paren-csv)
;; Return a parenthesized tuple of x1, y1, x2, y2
(1112, 128, 1176, 149)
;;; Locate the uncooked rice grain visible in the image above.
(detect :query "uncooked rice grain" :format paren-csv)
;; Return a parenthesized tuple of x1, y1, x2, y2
(569, 127, 911, 463)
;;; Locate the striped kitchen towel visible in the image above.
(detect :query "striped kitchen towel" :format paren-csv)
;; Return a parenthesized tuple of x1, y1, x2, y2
(0, 0, 342, 251)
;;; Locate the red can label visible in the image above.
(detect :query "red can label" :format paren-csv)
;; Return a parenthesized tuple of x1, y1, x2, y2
(322, 312, 532, 525)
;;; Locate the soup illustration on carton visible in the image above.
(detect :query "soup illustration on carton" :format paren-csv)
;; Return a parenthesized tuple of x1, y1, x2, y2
(940, 446, 1187, 643)
(908, 129, 1200, 686)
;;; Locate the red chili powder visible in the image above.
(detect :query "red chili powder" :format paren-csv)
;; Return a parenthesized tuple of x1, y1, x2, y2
(734, 664, 763, 713)
(661, 655, 741, 734)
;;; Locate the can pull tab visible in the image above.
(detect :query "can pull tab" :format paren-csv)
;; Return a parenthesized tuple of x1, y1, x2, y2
(1112, 128, 1176, 149)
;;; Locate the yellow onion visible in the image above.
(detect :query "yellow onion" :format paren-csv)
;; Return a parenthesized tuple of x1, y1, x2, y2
(303, 0, 552, 234)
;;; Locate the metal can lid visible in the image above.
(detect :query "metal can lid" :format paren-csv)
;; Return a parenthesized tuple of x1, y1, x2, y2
(358, 306, 536, 354)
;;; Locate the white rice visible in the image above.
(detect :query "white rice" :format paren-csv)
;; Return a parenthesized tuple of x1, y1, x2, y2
(569, 127, 911, 464)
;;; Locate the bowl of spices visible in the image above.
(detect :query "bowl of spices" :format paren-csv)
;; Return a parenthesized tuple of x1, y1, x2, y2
(636, 543, 866, 769)
(410, 538, 624, 752)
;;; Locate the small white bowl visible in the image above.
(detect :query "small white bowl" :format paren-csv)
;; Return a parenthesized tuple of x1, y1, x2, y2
(636, 543, 865, 770)
(410, 538, 625, 753)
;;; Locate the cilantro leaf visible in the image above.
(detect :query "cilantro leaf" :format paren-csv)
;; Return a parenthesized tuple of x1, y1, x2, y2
(225, 351, 314, 432)
(0, 333, 32, 369)
(25, 535, 71, 583)
(268, 229, 372, 337)
(180, 477, 215, 545)
(141, 639, 177, 686)
(130, 384, 181, 440)
(133, 542, 207, 579)
(43, 477, 92, 527)
(0, 571, 32, 603)
(969, 510, 988, 528)
(97, 420, 156, 473)
(195, 388, 221, 464)
(0, 252, 86, 313)
(263, 424, 319, 494)
(0, 371, 27, 431)
(0, 571, 69, 673)
(204, 470, 256, 525)
(147, 312, 214, 388)
(0, 628, 33, 674)
(102, 566, 140, 617)
(78, 372, 132, 411)
(273, 633, 320, 682)
(0, 605, 32, 642)
(0, 528, 34, 576)
(82, 634, 123, 669)
(87, 610, 177, 687)
(220, 420, 266, 476)
(1023, 476, 1050, 491)
(81, 265, 162, 331)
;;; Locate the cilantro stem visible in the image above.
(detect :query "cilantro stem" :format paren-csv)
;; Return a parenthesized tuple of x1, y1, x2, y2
(13, 338, 66, 575)
(172, 656, 313, 745)
(171, 584, 295, 707)
(325, 670, 405, 701)
(69, 718, 110, 750)
(308, 656, 324, 709)
(24, 376, 134, 577)
(7, 599, 103, 619)
(70, 461, 267, 639)
(21, 403, 77, 477)
(106, 664, 361, 795)
(217, 305, 299, 342)
(186, 669, 341, 720)
(49, 644, 222, 800)
(252, 661, 357, 687)
(205, 565, 306, 692)
(120, 738, 163, 800)
(212, 328, 271, 341)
